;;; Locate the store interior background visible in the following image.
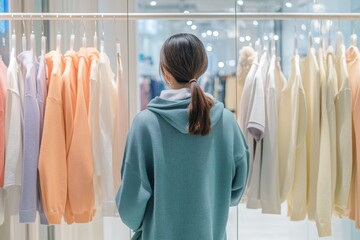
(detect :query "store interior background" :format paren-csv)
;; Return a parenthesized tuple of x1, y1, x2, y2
(1, 0, 360, 239)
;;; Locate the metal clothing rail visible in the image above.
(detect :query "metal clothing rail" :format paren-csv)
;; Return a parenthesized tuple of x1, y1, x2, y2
(0, 12, 360, 21)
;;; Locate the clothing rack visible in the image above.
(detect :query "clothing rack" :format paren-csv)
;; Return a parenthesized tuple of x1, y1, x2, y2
(1, 12, 360, 21)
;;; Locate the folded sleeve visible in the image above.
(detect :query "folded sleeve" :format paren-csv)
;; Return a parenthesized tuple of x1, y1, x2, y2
(231, 151, 249, 206)
(116, 162, 152, 231)
(116, 113, 153, 231)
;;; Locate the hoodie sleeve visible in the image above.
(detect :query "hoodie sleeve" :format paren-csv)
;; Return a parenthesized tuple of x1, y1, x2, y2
(231, 119, 250, 206)
(116, 113, 153, 231)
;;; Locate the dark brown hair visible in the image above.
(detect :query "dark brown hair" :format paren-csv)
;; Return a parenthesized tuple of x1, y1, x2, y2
(160, 33, 214, 136)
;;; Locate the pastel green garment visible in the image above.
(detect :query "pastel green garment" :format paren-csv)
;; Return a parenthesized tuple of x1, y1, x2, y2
(116, 96, 249, 240)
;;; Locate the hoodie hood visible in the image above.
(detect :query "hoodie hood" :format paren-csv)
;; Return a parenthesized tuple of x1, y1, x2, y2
(147, 97, 224, 134)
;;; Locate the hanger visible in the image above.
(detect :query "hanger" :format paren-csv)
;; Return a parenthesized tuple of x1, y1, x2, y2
(114, 16, 121, 55)
(82, 16, 87, 48)
(351, 22, 357, 46)
(93, 18, 98, 49)
(11, 14, 16, 55)
(21, 16, 27, 52)
(40, 14, 46, 56)
(271, 35, 276, 56)
(294, 23, 298, 55)
(327, 19, 332, 48)
(336, 32, 344, 54)
(30, 17, 36, 57)
(100, 14, 105, 53)
(307, 19, 313, 50)
(56, 15, 61, 53)
(70, 16, 75, 51)
(263, 34, 269, 51)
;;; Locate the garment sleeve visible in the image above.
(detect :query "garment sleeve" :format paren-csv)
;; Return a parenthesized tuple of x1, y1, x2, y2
(116, 116, 152, 231)
(231, 121, 250, 206)
(231, 150, 249, 206)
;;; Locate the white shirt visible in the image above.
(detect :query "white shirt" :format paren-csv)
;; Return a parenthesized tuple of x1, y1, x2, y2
(245, 50, 268, 209)
(334, 42, 352, 217)
(315, 47, 336, 237)
(90, 52, 118, 217)
(300, 47, 320, 220)
(260, 53, 286, 214)
(4, 50, 24, 215)
(285, 54, 307, 221)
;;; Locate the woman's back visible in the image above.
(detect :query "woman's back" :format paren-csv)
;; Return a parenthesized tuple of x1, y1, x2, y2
(117, 92, 249, 240)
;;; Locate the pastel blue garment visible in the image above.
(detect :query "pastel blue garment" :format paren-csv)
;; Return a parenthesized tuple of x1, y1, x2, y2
(116, 92, 249, 240)
(18, 51, 40, 223)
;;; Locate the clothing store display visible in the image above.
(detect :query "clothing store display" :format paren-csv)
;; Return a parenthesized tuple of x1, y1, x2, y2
(117, 93, 249, 240)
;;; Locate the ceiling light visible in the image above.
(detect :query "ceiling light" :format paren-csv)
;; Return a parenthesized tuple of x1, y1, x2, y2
(187, 21, 192, 26)
(206, 30, 212, 36)
(228, 60, 236, 67)
(218, 62, 225, 68)
(239, 37, 245, 42)
(213, 31, 219, 37)
(263, 35, 269, 41)
(201, 32, 207, 38)
(273, 35, 279, 41)
(237, 0, 244, 6)
(206, 46, 213, 52)
(191, 25, 197, 30)
(314, 37, 321, 44)
(184, 10, 190, 13)
(285, 2, 292, 8)
(245, 35, 251, 41)
(301, 24, 307, 31)
(150, 1, 157, 6)
(253, 21, 258, 26)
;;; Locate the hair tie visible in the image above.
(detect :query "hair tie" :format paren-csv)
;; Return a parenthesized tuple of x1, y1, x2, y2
(189, 79, 197, 84)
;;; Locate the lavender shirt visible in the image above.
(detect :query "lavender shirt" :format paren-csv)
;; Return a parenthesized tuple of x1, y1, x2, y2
(18, 51, 41, 223)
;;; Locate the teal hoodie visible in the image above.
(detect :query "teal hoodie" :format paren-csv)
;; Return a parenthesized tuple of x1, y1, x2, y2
(116, 96, 249, 240)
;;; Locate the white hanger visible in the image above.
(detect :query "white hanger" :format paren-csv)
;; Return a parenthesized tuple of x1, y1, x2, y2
(93, 19, 98, 49)
(82, 16, 87, 48)
(21, 18, 27, 52)
(11, 28, 16, 55)
(56, 15, 61, 53)
(351, 34, 357, 46)
(41, 15, 46, 56)
(327, 19, 333, 48)
(336, 31, 344, 54)
(100, 15, 105, 53)
(69, 16, 75, 51)
(263, 34, 269, 51)
(294, 24, 298, 55)
(308, 32, 313, 51)
(30, 18, 36, 57)
(271, 36, 276, 56)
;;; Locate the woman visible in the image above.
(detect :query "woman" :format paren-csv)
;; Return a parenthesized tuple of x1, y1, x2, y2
(116, 33, 249, 240)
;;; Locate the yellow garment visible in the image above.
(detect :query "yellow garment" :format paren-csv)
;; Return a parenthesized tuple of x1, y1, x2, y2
(300, 48, 320, 220)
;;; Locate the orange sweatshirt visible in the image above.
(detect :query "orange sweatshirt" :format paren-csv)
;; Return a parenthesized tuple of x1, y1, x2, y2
(38, 51, 65, 224)
(347, 46, 360, 228)
(66, 48, 99, 223)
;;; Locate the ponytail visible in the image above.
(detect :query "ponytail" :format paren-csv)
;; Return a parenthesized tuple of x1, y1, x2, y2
(188, 81, 214, 136)
(159, 33, 213, 135)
